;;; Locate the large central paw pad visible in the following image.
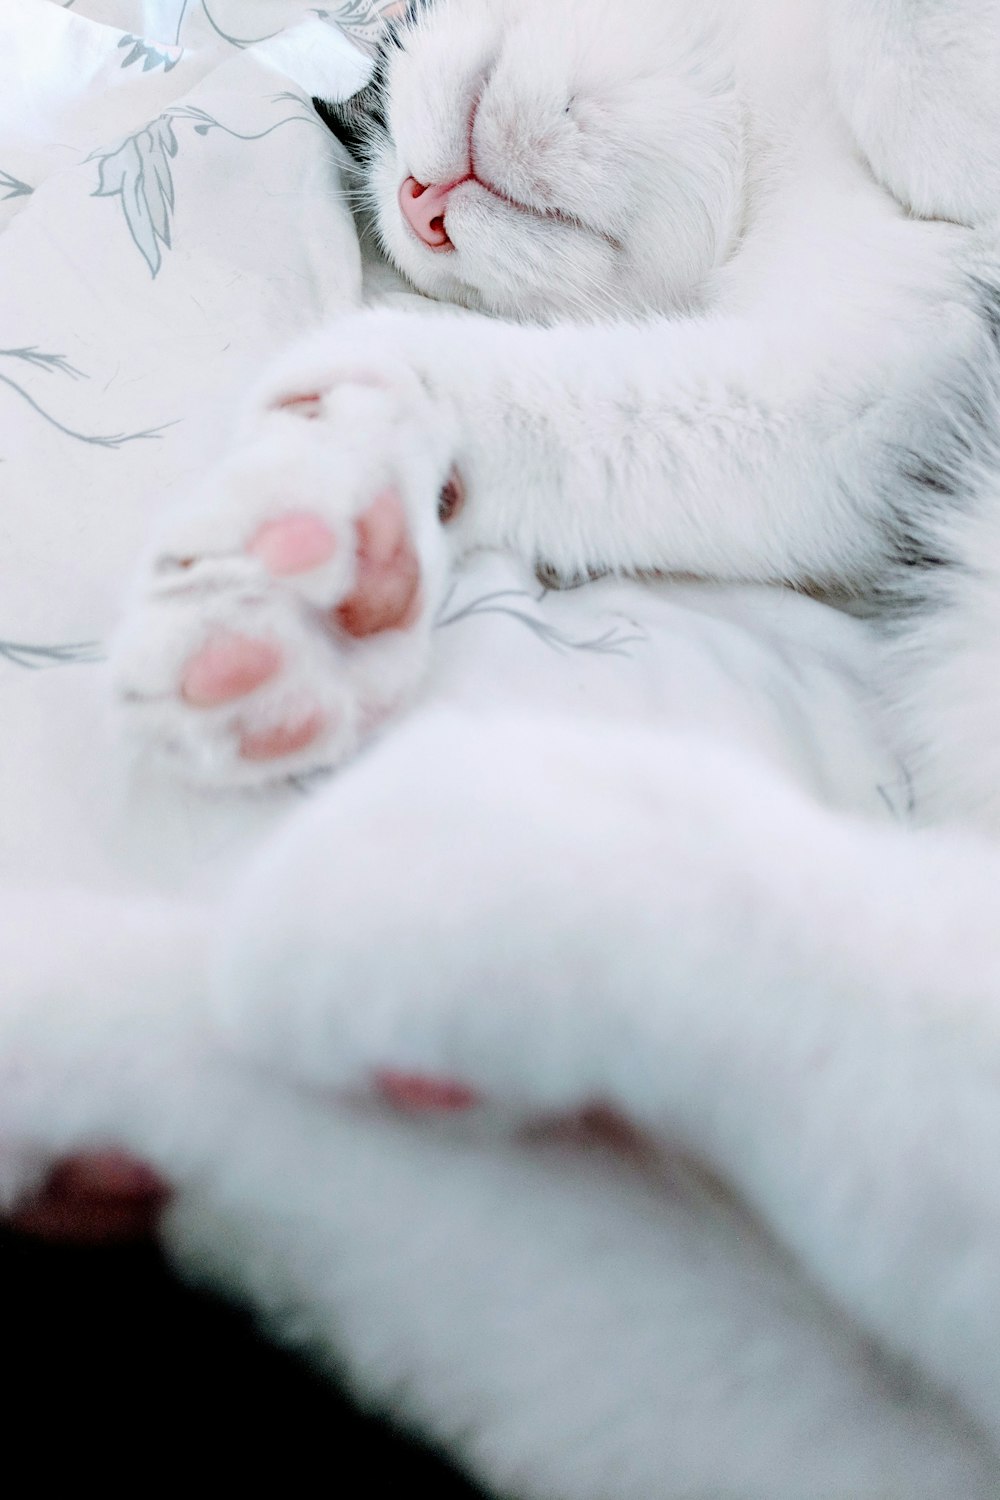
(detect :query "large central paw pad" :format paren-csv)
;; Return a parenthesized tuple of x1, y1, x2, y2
(114, 384, 452, 788)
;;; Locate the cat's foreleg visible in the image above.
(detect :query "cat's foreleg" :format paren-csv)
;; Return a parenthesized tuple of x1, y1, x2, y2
(111, 181, 995, 790)
(257, 203, 991, 598)
(213, 709, 1000, 1451)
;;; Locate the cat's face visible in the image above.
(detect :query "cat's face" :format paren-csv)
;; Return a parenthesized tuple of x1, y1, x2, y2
(335, 0, 746, 322)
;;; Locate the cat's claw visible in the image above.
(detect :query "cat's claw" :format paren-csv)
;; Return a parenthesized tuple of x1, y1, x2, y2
(114, 369, 454, 788)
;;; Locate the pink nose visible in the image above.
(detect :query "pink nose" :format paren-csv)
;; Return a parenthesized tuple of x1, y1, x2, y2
(399, 176, 455, 252)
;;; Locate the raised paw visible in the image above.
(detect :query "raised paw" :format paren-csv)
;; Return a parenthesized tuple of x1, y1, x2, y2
(114, 376, 459, 788)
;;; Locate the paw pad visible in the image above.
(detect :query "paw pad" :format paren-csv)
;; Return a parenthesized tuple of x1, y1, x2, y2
(239, 712, 326, 762)
(249, 513, 337, 577)
(376, 1070, 480, 1114)
(181, 635, 282, 708)
(273, 392, 323, 419)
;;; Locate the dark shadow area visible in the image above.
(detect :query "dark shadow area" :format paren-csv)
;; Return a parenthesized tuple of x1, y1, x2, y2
(1, 1227, 488, 1492)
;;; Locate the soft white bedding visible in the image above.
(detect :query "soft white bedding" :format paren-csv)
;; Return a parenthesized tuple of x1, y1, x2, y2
(8, 5, 991, 1497)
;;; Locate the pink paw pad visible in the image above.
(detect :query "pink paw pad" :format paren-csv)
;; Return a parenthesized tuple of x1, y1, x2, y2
(181, 635, 282, 708)
(337, 489, 421, 639)
(273, 392, 323, 419)
(12, 1151, 169, 1245)
(238, 712, 325, 763)
(376, 1070, 480, 1114)
(249, 513, 337, 578)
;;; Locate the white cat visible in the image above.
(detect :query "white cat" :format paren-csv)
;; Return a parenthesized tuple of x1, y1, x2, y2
(10, 4, 1000, 1496)
(112, 0, 1000, 827)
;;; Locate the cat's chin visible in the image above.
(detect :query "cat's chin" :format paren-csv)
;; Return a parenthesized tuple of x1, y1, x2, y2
(389, 263, 619, 326)
(378, 198, 637, 323)
(373, 161, 725, 324)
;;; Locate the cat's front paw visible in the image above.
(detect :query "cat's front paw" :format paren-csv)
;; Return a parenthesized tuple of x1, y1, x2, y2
(115, 351, 461, 788)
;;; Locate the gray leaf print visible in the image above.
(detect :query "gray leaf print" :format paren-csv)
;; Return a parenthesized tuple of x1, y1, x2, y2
(118, 35, 183, 73)
(167, 101, 319, 141)
(436, 587, 647, 658)
(0, 168, 32, 201)
(315, 1, 409, 55)
(0, 346, 82, 379)
(91, 102, 318, 277)
(92, 119, 178, 277)
(0, 640, 102, 670)
(197, 0, 280, 48)
(0, 347, 172, 449)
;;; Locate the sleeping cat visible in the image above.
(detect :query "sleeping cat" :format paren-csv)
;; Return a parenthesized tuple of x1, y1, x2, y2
(112, 0, 1000, 827)
(9, 6, 1000, 1494)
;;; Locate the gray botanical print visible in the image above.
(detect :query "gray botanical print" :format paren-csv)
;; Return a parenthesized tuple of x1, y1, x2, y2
(0, 347, 170, 449)
(92, 117, 178, 277)
(0, 346, 80, 378)
(315, 0, 409, 54)
(90, 98, 318, 278)
(167, 99, 320, 140)
(118, 35, 183, 73)
(437, 587, 647, 658)
(196, 0, 280, 48)
(0, 640, 102, 670)
(0, 169, 32, 201)
(172, 0, 404, 52)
